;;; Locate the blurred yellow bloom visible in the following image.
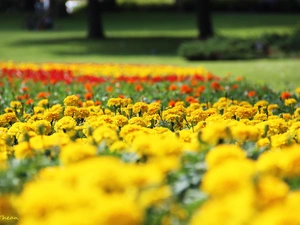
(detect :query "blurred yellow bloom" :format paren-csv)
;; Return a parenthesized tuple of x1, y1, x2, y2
(205, 144, 246, 169)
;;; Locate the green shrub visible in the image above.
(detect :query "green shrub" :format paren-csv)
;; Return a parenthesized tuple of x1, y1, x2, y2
(178, 37, 268, 61)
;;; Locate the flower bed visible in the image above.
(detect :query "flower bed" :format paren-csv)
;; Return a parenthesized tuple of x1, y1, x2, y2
(1, 62, 300, 225)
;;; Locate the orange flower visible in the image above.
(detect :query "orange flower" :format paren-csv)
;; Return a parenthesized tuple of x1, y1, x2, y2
(26, 99, 34, 105)
(197, 85, 206, 94)
(118, 94, 125, 99)
(106, 86, 113, 92)
(210, 82, 222, 91)
(281, 92, 292, 100)
(135, 84, 143, 92)
(22, 87, 29, 92)
(85, 92, 93, 100)
(168, 100, 176, 107)
(191, 78, 198, 86)
(206, 73, 214, 81)
(236, 76, 243, 81)
(95, 100, 101, 106)
(185, 96, 198, 104)
(169, 84, 177, 91)
(231, 84, 238, 90)
(180, 84, 193, 94)
(37, 92, 50, 99)
(84, 83, 93, 92)
(247, 91, 256, 98)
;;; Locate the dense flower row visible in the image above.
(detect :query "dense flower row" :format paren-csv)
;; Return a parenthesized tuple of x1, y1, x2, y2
(1, 62, 300, 225)
(0, 92, 300, 224)
(0, 62, 209, 84)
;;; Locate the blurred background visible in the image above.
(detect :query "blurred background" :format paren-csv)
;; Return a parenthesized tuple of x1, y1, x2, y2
(0, 0, 300, 89)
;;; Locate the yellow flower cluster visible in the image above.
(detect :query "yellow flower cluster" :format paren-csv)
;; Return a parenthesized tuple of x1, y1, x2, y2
(16, 157, 170, 225)
(0, 95, 300, 224)
(190, 143, 300, 225)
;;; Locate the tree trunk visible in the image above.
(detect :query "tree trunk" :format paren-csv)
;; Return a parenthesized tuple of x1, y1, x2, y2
(49, 0, 57, 18)
(88, 0, 105, 39)
(196, 0, 214, 40)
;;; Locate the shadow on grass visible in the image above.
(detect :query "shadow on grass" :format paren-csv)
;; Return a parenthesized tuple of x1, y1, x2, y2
(11, 36, 194, 56)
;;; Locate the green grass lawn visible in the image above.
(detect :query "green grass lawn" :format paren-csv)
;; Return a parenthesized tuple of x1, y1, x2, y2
(0, 11, 300, 90)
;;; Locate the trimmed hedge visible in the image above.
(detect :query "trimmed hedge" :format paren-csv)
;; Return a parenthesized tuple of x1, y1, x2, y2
(178, 30, 300, 61)
(177, 37, 268, 61)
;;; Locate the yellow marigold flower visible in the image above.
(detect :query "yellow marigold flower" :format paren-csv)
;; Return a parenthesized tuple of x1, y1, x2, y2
(18, 131, 37, 143)
(131, 133, 183, 157)
(121, 98, 132, 107)
(147, 156, 180, 174)
(152, 127, 170, 134)
(231, 124, 260, 143)
(60, 142, 97, 165)
(119, 124, 150, 143)
(107, 97, 122, 107)
(27, 114, 43, 123)
(256, 175, 289, 208)
(128, 117, 147, 127)
(139, 185, 171, 208)
(0, 139, 8, 161)
(113, 115, 128, 127)
(10, 101, 22, 109)
(190, 188, 255, 225)
(127, 163, 165, 188)
(175, 101, 184, 107)
(0, 113, 18, 127)
(98, 115, 114, 124)
(256, 150, 285, 177)
(49, 104, 63, 113)
(254, 100, 269, 108)
(271, 133, 295, 148)
(43, 110, 61, 122)
(235, 106, 257, 120)
(294, 108, 300, 118)
(37, 99, 49, 107)
(201, 159, 255, 196)
(201, 123, 232, 145)
(284, 98, 297, 106)
(267, 104, 279, 115)
(92, 124, 119, 145)
(76, 108, 90, 118)
(255, 119, 288, 137)
(205, 144, 246, 169)
(256, 137, 270, 148)
(54, 116, 76, 133)
(33, 106, 44, 114)
(256, 145, 300, 178)
(14, 142, 34, 159)
(254, 113, 267, 121)
(280, 145, 300, 178)
(133, 102, 148, 115)
(83, 100, 95, 107)
(297, 129, 300, 143)
(32, 120, 52, 135)
(295, 87, 300, 94)
(64, 106, 79, 117)
(251, 192, 300, 225)
(7, 122, 34, 139)
(190, 109, 209, 123)
(4, 107, 14, 113)
(96, 195, 144, 225)
(147, 102, 161, 115)
(110, 140, 128, 152)
(63, 95, 79, 106)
